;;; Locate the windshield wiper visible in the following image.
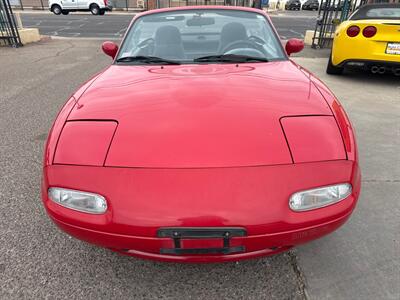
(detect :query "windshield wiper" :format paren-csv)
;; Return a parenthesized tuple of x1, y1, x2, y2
(116, 55, 181, 65)
(194, 54, 269, 63)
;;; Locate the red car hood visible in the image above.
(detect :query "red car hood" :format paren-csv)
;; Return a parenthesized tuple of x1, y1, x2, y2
(68, 61, 332, 168)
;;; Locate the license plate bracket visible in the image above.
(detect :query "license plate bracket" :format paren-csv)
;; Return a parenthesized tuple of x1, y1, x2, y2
(386, 42, 400, 55)
(157, 227, 247, 255)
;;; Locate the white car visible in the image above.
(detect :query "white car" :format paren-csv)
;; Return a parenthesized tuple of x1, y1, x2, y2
(49, 0, 113, 15)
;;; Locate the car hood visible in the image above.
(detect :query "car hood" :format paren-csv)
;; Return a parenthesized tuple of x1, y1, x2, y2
(68, 61, 332, 168)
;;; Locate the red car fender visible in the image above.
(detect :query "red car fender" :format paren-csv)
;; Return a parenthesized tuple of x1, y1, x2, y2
(310, 75, 358, 162)
(297, 65, 358, 162)
(43, 96, 76, 166)
(44, 70, 109, 167)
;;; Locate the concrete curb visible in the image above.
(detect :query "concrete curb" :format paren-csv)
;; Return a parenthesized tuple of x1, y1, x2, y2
(304, 29, 334, 46)
(48, 35, 121, 41)
(19, 28, 41, 44)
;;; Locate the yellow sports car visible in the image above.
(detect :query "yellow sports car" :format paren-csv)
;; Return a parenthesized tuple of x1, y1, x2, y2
(327, 3, 400, 75)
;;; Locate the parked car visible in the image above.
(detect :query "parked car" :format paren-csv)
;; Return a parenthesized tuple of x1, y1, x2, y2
(302, 0, 319, 11)
(319, 0, 342, 11)
(335, 1, 344, 11)
(285, 0, 302, 10)
(327, 3, 400, 75)
(42, 6, 361, 263)
(49, 0, 112, 15)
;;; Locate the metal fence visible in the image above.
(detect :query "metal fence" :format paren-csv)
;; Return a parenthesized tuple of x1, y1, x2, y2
(311, 0, 400, 49)
(0, 0, 22, 47)
(157, 0, 251, 8)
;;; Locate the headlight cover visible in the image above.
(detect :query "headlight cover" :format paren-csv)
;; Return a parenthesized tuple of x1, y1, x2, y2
(280, 116, 346, 163)
(289, 183, 352, 212)
(53, 121, 117, 166)
(48, 188, 107, 214)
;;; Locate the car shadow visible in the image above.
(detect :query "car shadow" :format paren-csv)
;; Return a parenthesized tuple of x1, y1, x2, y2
(342, 68, 400, 86)
(73, 244, 305, 299)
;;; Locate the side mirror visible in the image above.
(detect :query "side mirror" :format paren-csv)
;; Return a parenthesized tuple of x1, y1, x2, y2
(102, 41, 118, 59)
(285, 39, 304, 56)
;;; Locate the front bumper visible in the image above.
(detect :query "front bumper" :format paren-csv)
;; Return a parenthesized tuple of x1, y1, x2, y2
(42, 160, 361, 262)
(51, 210, 353, 262)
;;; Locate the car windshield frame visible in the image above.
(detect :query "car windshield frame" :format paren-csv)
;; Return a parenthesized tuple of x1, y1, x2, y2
(115, 8, 287, 65)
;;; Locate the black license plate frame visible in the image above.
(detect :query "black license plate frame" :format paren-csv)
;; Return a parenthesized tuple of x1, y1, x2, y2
(157, 227, 247, 255)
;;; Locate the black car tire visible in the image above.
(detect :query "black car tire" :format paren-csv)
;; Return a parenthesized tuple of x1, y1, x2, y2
(52, 4, 62, 15)
(326, 55, 344, 75)
(90, 4, 100, 15)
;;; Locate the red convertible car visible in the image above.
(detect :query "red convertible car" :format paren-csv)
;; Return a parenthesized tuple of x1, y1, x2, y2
(42, 6, 361, 262)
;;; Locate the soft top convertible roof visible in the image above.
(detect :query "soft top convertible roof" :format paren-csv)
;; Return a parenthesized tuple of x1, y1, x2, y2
(350, 3, 400, 20)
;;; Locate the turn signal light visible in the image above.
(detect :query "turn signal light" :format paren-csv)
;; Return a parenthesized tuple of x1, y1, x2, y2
(346, 26, 360, 37)
(362, 26, 377, 38)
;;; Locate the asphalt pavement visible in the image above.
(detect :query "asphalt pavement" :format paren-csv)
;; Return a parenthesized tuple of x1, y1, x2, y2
(19, 10, 318, 39)
(293, 56, 400, 299)
(0, 38, 399, 299)
(0, 39, 304, 300)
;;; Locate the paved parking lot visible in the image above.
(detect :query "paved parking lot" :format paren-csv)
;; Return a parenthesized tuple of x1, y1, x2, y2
(293, 55, 400, 299)
(19, 10, 318, 39)
(0, 39, 399, 299)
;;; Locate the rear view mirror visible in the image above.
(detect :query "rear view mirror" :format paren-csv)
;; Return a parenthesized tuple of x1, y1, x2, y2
(285, 39, 304, 56)
(186, 17, 215, 27)
(102, 41, 119, 59)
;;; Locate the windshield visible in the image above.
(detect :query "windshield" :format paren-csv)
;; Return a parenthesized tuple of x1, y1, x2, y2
(117, 9, 286, 64)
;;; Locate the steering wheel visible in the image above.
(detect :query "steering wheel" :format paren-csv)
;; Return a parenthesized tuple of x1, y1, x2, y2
(136, 37, 155, 55)
(221, 39, 266, 56)
(137, 37, 154, 48)
(248, 35, 266, 46)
